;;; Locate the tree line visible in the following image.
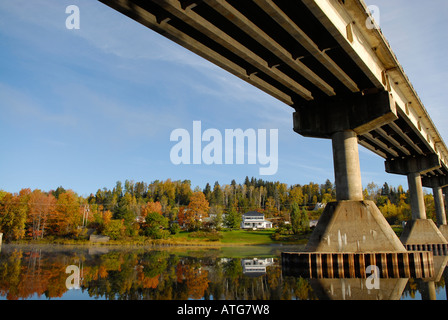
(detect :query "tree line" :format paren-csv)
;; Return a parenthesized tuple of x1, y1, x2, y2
(0, 177, 438, 242)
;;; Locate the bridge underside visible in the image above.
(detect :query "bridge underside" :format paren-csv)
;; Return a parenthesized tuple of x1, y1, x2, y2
(99, 0, 448, 178)
(99, 0, 448, 259)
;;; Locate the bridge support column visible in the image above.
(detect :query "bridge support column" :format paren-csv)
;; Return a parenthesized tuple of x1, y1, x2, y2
(423, 177, 448, 243)
(293, 91, 406, 253)
(332, 130, 363, 201)
(433, 186, 447, 226)
(445, 188, 448, 218)
(407, 172, 427, 220)
(442, 188, 448, 239)
(386, 155, 448, 250)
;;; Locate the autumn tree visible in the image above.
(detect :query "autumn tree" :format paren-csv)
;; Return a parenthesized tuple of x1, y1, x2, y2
(88, 205, 113, 234)
(140, 201, 162, 219)
(0, 189, 31, 241)
(183, 191, 210, 230)
(27, 190, 56, 239)
(51, 190, 82, 237)
(103, 219, 126, 240)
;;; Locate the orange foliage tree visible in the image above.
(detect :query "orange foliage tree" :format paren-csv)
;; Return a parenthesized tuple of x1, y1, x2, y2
(140, 201, 162, 218)
(27, 190, 56, 240)
(181, 192, 210, 230)
(50, 190, 82, 237)
(0, 189, 29, 241)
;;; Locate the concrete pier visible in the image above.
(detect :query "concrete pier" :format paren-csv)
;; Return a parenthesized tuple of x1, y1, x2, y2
(287, 91, 441, 278)
(421, 176, 448, 246)
(304, 200, 407, 253)
(442, 189, 448, 239)
(407, 172, 427, 220)
(302, 127, 407, 253)
(332, 130, 363, 201)
(433, 186, 447, 226)
(293, 91, 406, 253)
(386, 155, 448, 250)
(303, 129, 403, 253)
(445, 188, 448, 216)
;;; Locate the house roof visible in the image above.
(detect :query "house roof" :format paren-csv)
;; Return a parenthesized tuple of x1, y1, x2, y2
(243, 211, 264, 217)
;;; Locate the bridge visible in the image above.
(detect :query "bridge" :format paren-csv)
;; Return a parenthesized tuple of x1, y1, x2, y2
(99, 0, 448, 264)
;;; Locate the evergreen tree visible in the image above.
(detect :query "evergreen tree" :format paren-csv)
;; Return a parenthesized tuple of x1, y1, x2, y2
(290, 203, 310, 234)
(224, 206, 241, 229)
(290, 203, 301, 235)
(300, 207, 310, 232)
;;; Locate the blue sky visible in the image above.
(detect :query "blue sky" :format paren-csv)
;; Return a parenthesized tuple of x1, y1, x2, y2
(0, 1, 447, 196)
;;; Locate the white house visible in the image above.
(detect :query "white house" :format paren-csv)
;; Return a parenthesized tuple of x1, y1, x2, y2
(240, 211, 273, 229)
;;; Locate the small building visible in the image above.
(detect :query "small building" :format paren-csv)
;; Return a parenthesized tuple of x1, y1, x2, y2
(240, 211, 273, 229)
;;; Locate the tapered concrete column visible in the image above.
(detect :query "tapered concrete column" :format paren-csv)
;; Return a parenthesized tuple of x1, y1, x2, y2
(332, 130, 363, 201)
(293, 92, 406, 253)
(445, 188, 448, 221)
(433, 186, 447, 226)
(407, 172, 427, 220)
(386, 155, 441, 220)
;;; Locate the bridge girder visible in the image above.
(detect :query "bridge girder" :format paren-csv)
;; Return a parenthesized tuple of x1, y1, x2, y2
(99, 0, 448, 178)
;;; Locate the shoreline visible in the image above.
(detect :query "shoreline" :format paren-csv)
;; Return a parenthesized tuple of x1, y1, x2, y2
(0, 237, 308, 251)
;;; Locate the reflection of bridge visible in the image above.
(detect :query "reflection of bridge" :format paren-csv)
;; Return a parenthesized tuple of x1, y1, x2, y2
(99, 0, 448, 271)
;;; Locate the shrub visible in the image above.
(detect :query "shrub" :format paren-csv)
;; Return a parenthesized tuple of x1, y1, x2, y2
(169, 223, 181, 235)
(103, 219, 126, 240)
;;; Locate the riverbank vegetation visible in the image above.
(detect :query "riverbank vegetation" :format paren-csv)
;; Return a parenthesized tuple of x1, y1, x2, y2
(0, 177, 435, 244)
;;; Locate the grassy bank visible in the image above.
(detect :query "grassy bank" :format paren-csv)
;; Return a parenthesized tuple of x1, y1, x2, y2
(7, 225, 406, 247)
(7, 229, 306, 247)
(169, 229, 279, 245)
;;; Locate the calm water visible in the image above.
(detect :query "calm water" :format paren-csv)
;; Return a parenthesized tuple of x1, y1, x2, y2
(0, 244, 446, 301)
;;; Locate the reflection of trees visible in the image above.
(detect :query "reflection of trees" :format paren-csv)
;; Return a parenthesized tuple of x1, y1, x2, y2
(0, 249, 70, 300)
(0, 249, 317, 300)
(402, 278, 419, 299)
(3, 248, 441, 300)
(396, 270, 448, 300)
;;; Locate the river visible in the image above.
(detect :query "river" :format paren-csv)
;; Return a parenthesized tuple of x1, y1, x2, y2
(0, 244, 446, 300)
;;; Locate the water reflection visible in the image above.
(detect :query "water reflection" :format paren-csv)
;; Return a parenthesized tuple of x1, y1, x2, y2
(0, 245, 446, 300)
(241, 258, 275, 277)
